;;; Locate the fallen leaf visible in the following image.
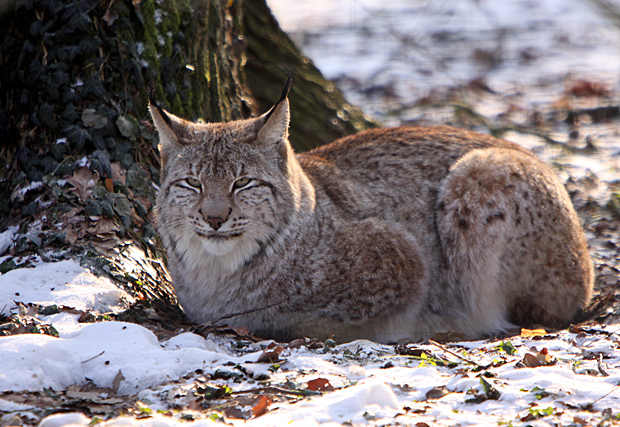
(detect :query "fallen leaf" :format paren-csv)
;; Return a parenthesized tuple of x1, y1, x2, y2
(497, 340, 518, 355)
(521, 406, 555, 421)
(252, 395, 272, 417)
(63, 227, 78, 245)
(522, 348, 556, 368)
(480, 377, 501, 400)
(257, 345, 284, 363)
(82, 108, 109, 129)
(307, 378, 334, 392)
(102, 6, 119, 26)
(196, 384, 230, 400)
(568, 79, 610, 97)
(522, 353, 542, 367)
(112, 370, 125, 394)
(288, 338, 307, 349)
(110, 162, 127, 185)
(425, 386, 448, 400)
(521, 328, 547, 339)
(89, 218, 121, 236)
(223, 406, 247, 419)
(573, 416, 589, 425)
(116, 115, 138, 138)
(66, 167, 99, 203)
(233, 327, 250, 336)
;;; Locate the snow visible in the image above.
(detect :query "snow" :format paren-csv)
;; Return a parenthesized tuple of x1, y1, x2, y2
(1, 261, 619, 425)
(268, 0, 620, 92)
(2, 0, 620, 425)
(1, 322, 228, 395)
(0, 260, 132, 335)
(269, 0, 620, 188)
(0, 226, 17, 256)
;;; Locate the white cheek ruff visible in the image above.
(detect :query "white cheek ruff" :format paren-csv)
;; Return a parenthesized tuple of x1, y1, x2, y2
(200, 237, 240, 256)
(182, 233, 261, 274)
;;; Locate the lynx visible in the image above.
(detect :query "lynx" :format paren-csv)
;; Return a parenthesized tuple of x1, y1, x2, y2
(150, 78, 593, 343)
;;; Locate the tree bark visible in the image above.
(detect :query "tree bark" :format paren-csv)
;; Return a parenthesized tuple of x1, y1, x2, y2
(0, 0, 375, 317)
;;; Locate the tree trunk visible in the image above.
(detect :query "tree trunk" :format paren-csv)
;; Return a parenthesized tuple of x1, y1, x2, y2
(0, 0, 376, 319)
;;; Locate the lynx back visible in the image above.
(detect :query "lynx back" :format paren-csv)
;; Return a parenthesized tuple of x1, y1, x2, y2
(151, 80, 593, 343)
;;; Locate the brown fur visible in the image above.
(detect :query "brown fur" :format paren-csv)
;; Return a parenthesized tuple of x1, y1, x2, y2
(150, 93, 593, 343)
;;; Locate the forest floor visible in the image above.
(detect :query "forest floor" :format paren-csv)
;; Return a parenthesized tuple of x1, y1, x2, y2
(2, 0, 620, 426)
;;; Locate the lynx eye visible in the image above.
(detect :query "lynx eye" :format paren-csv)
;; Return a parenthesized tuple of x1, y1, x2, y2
(232, 177, 251, 190)
(185, 177, 202, 189)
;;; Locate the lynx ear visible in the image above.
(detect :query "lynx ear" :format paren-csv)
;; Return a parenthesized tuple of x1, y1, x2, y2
(149, 98, 194, 168)
(256, 74, 293, 146)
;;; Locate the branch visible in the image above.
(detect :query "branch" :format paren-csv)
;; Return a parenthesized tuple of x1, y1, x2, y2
(197, 295, 291, 329)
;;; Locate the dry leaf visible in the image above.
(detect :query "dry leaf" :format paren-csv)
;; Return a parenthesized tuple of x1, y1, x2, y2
(522, 353, 542, 367)
(257, 345, 284, 363)
(66, 167, 99, 203)
(89, 218, 121, 236)
(105, 178, 114, 192)
(521, 328, 547, 339)
(65, 385, 101, 401)
(102, 7, 119, 26)
(307, 378, 335, 392)
(63, 227, 78, 245)
(112, 370, 125, 393)
(522, 348, 556, 367)
(573, 416, 589, 425)
(252, 395, 272, 417)
(568, 79, 610, 97)
(425, 386, 448, 400)
(110, 162, 126, 185)
(233, 327, 250, 336)
(288, 338, 308, 349)
(224, 406, 248, 419)
(134, 195, 151, 212)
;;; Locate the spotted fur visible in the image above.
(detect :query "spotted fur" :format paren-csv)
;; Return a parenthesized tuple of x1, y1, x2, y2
(150, 91, 593, 343)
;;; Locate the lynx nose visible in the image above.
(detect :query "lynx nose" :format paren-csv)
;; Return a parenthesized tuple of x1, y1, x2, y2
(206, 216, 225, 231)
(199, 204, 231, 231)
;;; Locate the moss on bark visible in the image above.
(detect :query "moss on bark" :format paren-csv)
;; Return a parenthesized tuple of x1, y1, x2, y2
(0, 0, 376, 314)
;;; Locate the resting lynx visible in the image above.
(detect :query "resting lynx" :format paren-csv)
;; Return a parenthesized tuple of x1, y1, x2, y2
(150, 79, 593, 343)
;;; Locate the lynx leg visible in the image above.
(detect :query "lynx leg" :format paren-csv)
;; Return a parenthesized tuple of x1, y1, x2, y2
(437, 148, 593, 335)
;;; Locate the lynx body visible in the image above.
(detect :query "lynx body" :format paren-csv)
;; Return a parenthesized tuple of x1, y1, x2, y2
(150, 84, 593, 343)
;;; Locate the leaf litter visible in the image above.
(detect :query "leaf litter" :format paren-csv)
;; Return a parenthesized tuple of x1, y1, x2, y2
(3, 289, 620, 426)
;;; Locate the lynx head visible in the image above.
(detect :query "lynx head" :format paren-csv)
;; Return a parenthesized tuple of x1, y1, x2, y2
(150, 77, 309, 271)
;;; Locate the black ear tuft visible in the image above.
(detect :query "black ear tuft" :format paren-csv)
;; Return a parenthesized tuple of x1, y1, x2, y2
(148, 79, 157, 105)
(148, 80, 173, 127)
(278, 72, 294, 104)
(262, 72, 294, 123)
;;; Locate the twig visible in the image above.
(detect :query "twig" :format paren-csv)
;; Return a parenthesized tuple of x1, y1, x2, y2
(429, 339, 481, 367)
(81, 350, 105, 364)
(229, 386, 319, 397)
(451, 103, 596, 153)
(200, 296, 291, 328)
(589, 384, 619, 406)
(597, 353, 610, 377)
(490, 124, 585, 152)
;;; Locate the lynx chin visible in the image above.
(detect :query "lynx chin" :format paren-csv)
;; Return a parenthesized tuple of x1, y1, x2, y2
(150, 77, 593, 343)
